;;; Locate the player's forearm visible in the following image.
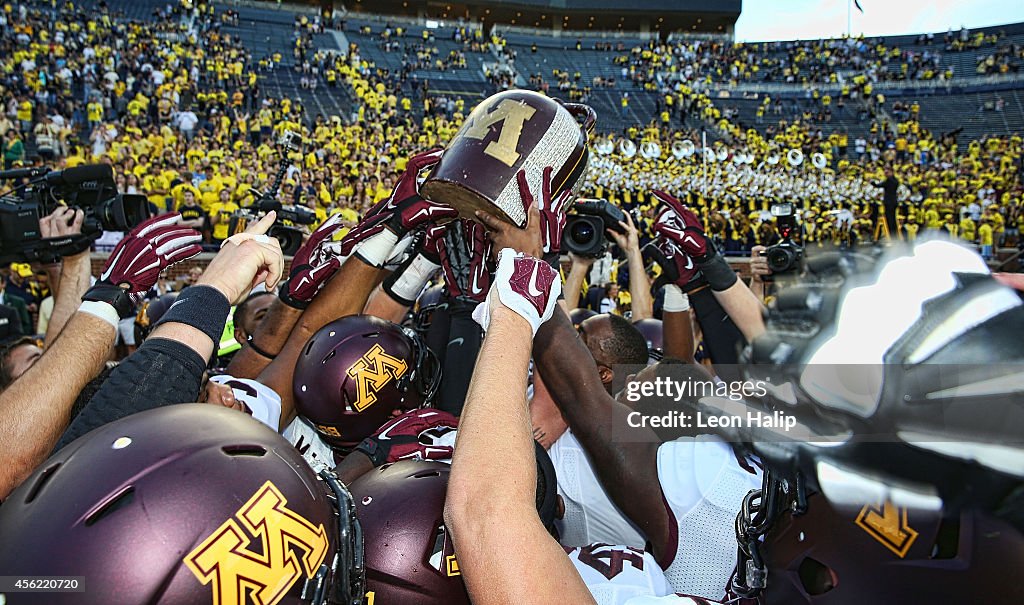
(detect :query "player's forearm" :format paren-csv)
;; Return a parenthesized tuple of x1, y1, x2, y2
(44, 252, 91, 345)
(663, 309, 695, 363)
(448, 309, 594, 605)
(626, 248, 653, 320)
(362, 285, 410, 323)
(533, 308, 614, 441)
(710, 280, 766, 342)
(224, 298, 303, 378)
(534, 307, 667, 543)
(259, 257, 383, 428)
(0, 312, 114, 498)
(450, 308, 535, 513)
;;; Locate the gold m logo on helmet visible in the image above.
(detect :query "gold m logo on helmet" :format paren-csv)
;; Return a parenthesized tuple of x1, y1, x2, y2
(855, 500, 919, 558)
(185, 481, 329, 605)
(446, 554, 461, 577)
(346, 343, 409, 412)
(462, 98, 537, 167)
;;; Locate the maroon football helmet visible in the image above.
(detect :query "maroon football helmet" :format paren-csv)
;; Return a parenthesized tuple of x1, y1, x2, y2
(632, 318, 664, 362)
(760, 492, 1024, 603)
(413, 283, 447, 335)
(0, 404, 364, 605)
(348, 460, 471, 605)
(293, 315, 441, 450)
(568, 307, 597, 328)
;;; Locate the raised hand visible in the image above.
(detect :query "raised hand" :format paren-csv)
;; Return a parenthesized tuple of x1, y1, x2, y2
(518, 166, 573, 256)
(435, 218, 493, 303)
(82, 213, 203, 318)
(651, 189, 709, 261)
(281, 213, 347, 308)
(338, 148, 458, 267)
(472, 248, 562, 336)
(199, 212, 285, 305)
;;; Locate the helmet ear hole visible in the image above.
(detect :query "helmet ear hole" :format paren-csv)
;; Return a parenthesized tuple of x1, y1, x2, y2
(221, 445, 268, 457)
(930, 516, 961, 560)
(798, 557, 837, 595)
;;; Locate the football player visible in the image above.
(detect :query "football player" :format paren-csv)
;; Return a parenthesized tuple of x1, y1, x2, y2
(482, 197, 764, 601)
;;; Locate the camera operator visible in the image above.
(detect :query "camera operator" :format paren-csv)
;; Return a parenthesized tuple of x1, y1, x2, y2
(606, 211, 653, 320)
(0, 211, 202, 498)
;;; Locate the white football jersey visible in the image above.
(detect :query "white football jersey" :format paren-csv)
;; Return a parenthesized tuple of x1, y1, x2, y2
(282, 416, 337, 473)
(567, 544, 673, 605)
(549, 430, 646, 548)
(208, 375, 281, 430)
(657, 435, 761, 601)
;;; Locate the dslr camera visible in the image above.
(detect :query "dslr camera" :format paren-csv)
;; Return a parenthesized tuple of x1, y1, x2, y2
(0, 164, 151, 264)
(229, 130, 316, 256)
(761, 202, 804, 277)
(562, 199, 627, 258)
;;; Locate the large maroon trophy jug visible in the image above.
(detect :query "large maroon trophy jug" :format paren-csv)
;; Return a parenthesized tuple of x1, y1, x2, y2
(420, 89, 596, 227)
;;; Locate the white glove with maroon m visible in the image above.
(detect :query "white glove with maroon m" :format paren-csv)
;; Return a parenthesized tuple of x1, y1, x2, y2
(472, 248, 561, 336)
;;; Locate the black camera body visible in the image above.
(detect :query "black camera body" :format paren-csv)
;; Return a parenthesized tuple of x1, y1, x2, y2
(228, 199, 317, 257)
(562, 198, 627, 258)
(761, 202, 804, 277)
(228, 130, 314, 256)
(0, 165, 151, 264)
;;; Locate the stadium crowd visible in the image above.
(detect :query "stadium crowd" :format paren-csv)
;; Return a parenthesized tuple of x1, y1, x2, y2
(0, 0, 1022, 603)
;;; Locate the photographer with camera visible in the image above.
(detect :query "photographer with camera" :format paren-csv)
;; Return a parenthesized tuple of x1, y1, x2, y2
(0, 211, 203, 499)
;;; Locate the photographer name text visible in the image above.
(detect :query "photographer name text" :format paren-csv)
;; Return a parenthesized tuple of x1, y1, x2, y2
(626, 410, 797, 431)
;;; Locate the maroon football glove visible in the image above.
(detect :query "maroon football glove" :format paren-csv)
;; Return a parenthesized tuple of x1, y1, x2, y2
(280, 213, 347, 309)
(338, 149, 458, 267)
(83, 213, 202, 318)
(354, 408, 459, 466)
(651, 190, 737, 292)
(435, 218, 493, 302)
(518, 166, 573, 256)
(651, 189, 709, 261)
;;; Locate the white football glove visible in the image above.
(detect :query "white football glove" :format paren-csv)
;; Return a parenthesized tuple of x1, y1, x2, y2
(472, 248, 561, 336)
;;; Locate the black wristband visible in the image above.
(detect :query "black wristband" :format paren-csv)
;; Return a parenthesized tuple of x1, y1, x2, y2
(354, 436, 388, 467)
(277, 279, 309, 310)
(698, 253, 739, 291)
(82, 283, 136, 319)
(156, 285, 231, 346)
(246, 338, 278, 359)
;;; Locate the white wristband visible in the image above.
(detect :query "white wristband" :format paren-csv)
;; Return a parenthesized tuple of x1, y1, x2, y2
(663, 284, 691, 312)
(78, 300, 121, 330)
(353, 229, 400, 268)
(385, 254, 441, 305)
